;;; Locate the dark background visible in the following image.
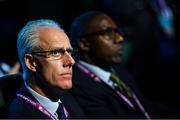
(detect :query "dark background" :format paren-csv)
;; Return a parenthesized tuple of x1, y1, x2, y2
(0, 0, 180, 110)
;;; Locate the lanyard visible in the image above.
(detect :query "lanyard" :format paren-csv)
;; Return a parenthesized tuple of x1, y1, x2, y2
(16, 93, 58, 120)
(76, 62, 151, 119)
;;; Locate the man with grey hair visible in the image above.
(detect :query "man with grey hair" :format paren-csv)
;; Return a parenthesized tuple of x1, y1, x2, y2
(5, 19, 75, 119)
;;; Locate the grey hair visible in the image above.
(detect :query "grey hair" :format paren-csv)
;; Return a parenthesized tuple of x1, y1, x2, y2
(17, 19, 63, 77)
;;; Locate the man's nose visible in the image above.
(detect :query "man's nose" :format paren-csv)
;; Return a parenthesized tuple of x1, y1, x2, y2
(114, 33, 124, 44)
(63, 52, 75, 66)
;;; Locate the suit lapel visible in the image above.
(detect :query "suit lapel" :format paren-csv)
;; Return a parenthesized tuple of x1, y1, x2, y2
(15, 84, 49, 119)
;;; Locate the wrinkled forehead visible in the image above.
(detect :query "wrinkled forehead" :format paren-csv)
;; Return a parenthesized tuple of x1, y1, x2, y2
(37, 27, 71, 50)
(86, 15, 117, 33)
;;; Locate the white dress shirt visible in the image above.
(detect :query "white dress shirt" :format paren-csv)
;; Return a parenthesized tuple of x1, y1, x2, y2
(79, 60, 116, 89)
(25, 82, 61, 118)
(79, 61, 136, 109)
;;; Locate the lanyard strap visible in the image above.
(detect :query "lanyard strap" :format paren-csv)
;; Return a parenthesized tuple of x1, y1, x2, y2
(16, 93, 58, 120)
(76, 62, 151, 119)
(76, 62, 101, 82)
(62, 104, 70, 120)
(132, 94, 151, 119)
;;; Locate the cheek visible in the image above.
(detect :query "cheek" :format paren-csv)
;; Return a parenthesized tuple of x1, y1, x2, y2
(96, 42, 113, 56)
(40, 61, 73, 89)
(42, 62, 61, 79)
(43, 64, 55, 73)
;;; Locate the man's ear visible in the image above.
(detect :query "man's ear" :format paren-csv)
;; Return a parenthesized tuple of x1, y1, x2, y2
(78, 38, 90, 51)
(24, 54, 37, 72)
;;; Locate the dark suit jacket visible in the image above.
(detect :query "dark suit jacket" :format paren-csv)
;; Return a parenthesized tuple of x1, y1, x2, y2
(70, 63, 180, 119)
(70, 64, 148, 119)
(0, 74, 86, 119)
(5, 84, 49, 119)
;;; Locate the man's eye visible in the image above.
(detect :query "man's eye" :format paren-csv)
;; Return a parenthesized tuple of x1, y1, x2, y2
(49, 50, 62, 57)
(106, 29, 114, 35)
(99, 31, 107, 36)
(100, 29, 114, 36)
(66, 49, 73, 55)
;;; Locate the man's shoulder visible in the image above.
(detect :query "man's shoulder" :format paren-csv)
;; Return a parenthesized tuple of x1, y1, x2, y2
(6, 94, 31, 118)
(6, 94, 47, 119)
(73, 65, 94, 82)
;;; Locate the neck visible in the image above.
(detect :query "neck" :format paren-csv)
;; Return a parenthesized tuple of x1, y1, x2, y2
(28, 79, 47, 97)
(28, 78, 63, 102)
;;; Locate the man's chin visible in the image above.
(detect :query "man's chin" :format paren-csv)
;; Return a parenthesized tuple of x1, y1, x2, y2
(63, 84, 72, 90)
(112, 57, 123, 64)
(60, 82, 73, 90)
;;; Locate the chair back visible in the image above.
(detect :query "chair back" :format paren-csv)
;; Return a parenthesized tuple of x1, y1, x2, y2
(0, 74, 23, 109)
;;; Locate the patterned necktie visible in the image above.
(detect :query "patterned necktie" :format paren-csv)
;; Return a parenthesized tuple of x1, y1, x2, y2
(110, 73, 132, 97)
(56, 102, 66, 119)
(110, 73, 151, 119)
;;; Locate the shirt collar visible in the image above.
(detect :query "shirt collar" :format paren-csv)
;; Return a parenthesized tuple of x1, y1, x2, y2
(79, 60, 114, 87)
(25, 82, 61, 116)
